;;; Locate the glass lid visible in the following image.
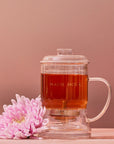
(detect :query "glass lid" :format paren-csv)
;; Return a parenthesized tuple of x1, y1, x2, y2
(40, 49, 89, 64)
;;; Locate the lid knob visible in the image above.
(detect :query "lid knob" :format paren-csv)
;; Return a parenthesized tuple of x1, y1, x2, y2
(57, 48, 73, 55)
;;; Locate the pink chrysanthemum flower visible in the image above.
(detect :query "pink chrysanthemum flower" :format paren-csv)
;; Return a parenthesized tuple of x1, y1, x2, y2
(0, 94, 48, 139)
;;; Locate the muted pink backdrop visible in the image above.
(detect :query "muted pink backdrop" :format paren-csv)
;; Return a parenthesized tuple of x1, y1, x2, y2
(0, 0, 114, 128)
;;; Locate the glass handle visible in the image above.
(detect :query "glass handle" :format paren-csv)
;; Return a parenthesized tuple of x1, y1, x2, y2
(88, 77, 111, 123)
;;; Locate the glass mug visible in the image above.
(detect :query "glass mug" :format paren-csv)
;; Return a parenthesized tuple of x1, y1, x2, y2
(40, 49, 111, 139)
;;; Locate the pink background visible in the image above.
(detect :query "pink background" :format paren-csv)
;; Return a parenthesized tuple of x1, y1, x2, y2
(0, 0, 113, 128)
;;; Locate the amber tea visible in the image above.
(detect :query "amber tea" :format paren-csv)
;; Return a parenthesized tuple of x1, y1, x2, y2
(41, 74, 88, 110)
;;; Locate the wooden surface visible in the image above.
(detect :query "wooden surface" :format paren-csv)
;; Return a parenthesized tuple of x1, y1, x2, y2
(0, 129, 114, 144)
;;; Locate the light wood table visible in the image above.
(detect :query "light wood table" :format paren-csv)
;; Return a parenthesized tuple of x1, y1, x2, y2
(0, 129, 114, 144)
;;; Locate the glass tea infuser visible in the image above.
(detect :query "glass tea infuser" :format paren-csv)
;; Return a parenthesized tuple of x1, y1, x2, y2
(40, 49, 111, 139)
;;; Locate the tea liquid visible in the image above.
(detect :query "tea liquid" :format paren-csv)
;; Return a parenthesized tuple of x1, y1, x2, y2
(41, 74, 88, 110)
